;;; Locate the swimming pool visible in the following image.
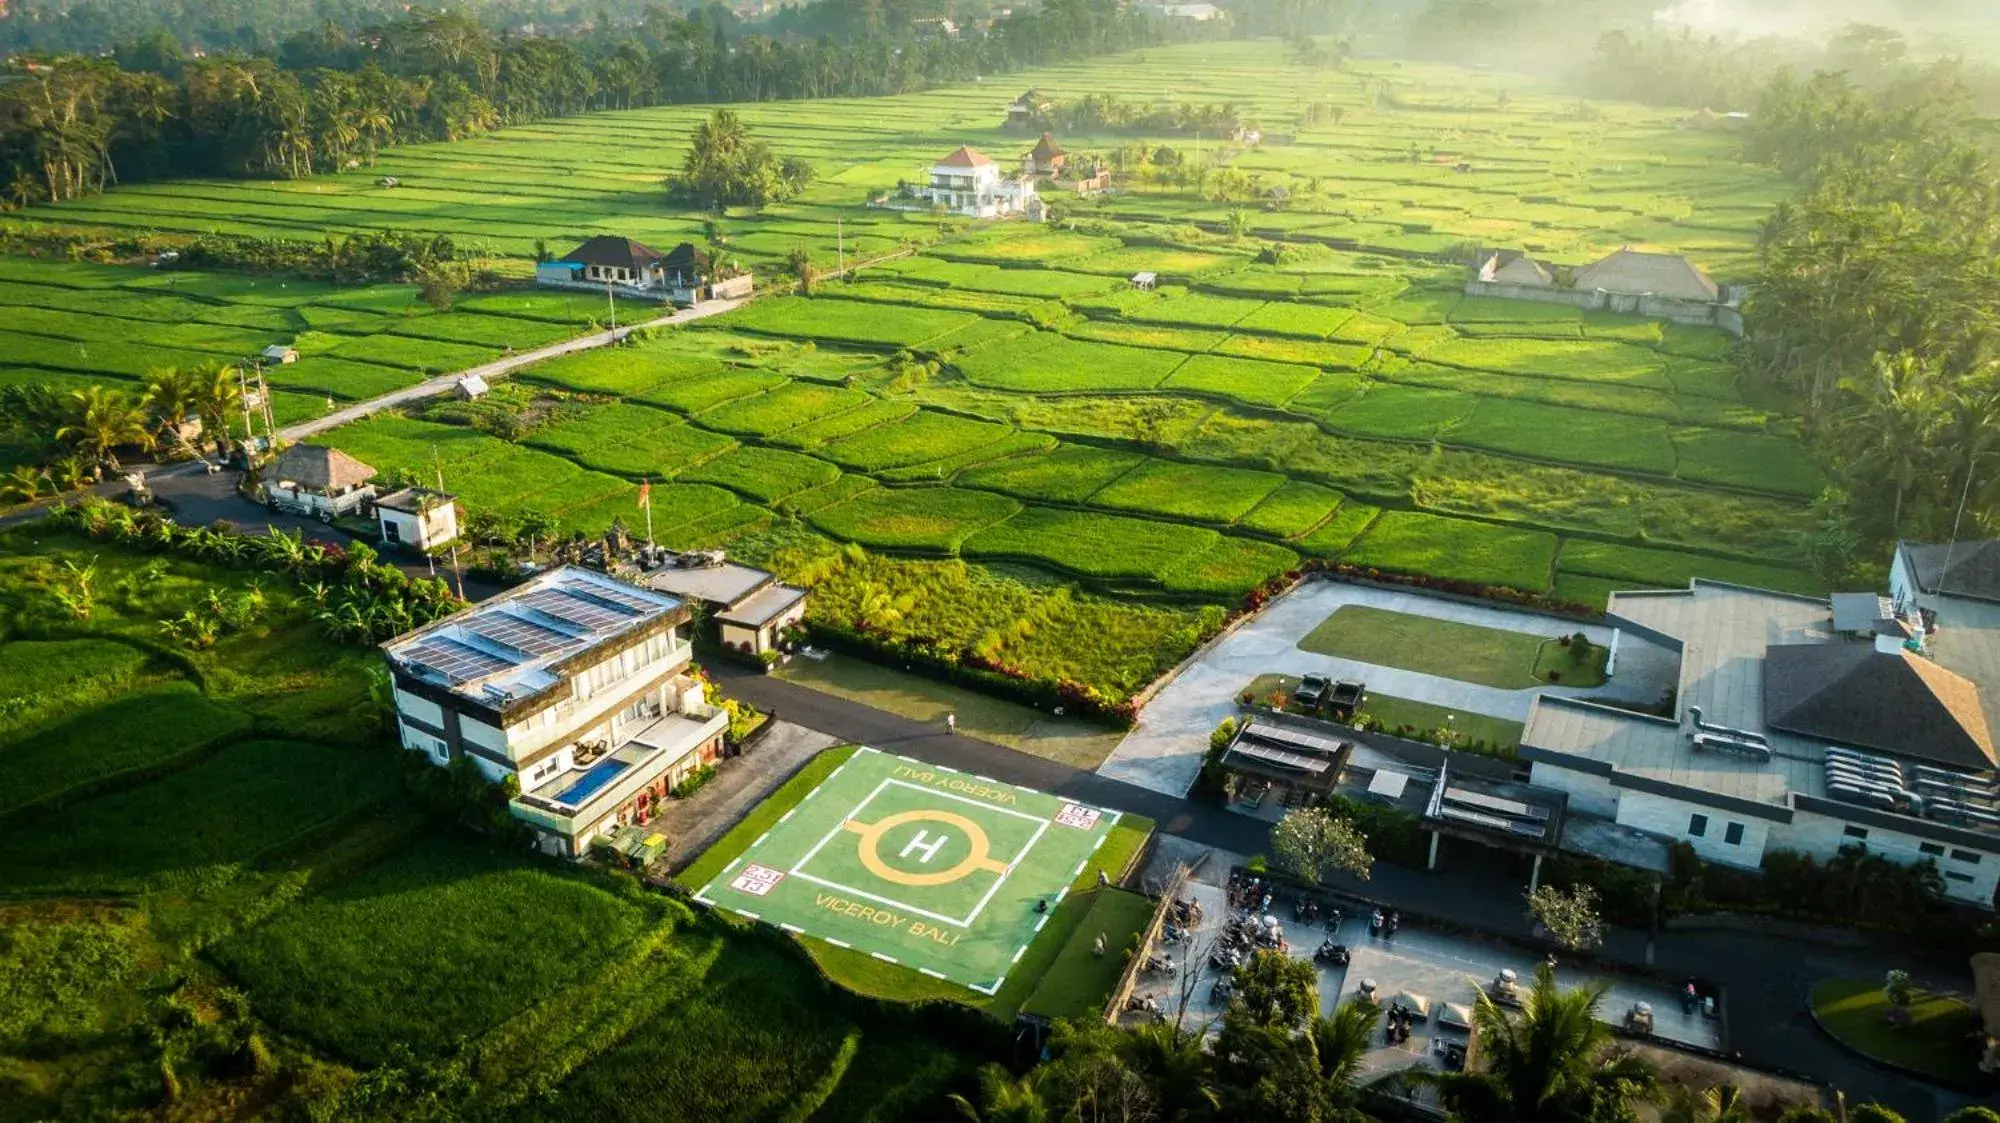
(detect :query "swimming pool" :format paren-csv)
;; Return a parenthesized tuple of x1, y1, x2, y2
(552, 757, 631, 807)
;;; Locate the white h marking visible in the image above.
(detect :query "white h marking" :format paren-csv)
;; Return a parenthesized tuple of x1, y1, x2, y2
(899, 829, 948, 864)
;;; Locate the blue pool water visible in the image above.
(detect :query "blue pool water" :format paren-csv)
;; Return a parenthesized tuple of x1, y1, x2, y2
(553, 758, 631, 807)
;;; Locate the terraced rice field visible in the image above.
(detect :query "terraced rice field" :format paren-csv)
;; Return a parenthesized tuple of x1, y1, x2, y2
(5, 40, 1824, 613)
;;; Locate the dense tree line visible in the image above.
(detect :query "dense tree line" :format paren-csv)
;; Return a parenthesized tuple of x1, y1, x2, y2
(0, 0, 691, 57)
(1739, 61, 2000, 556)
(0, 1, 1200, 207)
(950, 956, 1931, 1123)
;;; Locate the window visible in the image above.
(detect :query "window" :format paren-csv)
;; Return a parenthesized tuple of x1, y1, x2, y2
(1951, 849, 1983, 865)
(1842, 825, 1869, 840)
(1724, 822, 1745, 846)
(1687, 814, 1707, 838)
(1946, 872, 1975, 884)
(383, 519, 401, 543)
(1920, 843, 1945, 857)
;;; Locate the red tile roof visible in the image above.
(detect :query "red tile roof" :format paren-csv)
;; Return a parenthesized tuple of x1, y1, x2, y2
(936, 146, 994, 168)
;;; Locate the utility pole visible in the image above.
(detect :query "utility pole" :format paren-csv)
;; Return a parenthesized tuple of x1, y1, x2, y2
(434, 451, 464, 599)
(837, 217, 845, 277)
(605, 276, 617, 337)
(256, 364, 277, 444)
(236, 364, 255, 453)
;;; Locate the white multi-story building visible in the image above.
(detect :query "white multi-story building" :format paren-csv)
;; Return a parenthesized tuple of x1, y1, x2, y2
(383, 566, 727, 859)
(1520, 563, 2000, 909)
(922, 146, 1041, 220)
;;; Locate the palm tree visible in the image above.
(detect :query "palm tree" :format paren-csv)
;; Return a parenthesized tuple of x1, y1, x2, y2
(142, 367, 203, 458)
(1, 464, 45, 504)
(193, 365, 244, 456)
(1663, 1082, 1751, 1123)
(1836, 351, 1946, 532)
(949, 1064, 1051, 1123)
(55, 386, 155, 475)
(1310, 997, 1379, 1106)
(1412, 963, 1655, 1123)
(1119, 1020, 1217, 1119)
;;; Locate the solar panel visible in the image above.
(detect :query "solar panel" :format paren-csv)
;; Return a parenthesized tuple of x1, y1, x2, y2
(1243, 722, 1345, 756)
(471, 610, 582, 657)
(561, 576, 664, 615)
(1438, 805, 1546, 839)
(1444, 787, 1549, 821)
(1227, 742, 1329, 774)
(517, 587, 629, 633)
(403, 636, 512, 684)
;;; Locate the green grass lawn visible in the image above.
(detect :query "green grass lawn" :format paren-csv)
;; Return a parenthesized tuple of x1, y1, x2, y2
(1296, 604, 1584, 690)
(1810, 978, 1987, 1088)
(775, 653, 1128, 769)
(1018, 887, 1155, 1021)
(1529, 634, 1610, 687)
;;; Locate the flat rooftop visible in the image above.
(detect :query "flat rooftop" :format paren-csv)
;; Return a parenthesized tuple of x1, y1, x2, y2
(385, 566, 682, 705)
(644, 561, 772, 607)
(718, 582, 807, 628)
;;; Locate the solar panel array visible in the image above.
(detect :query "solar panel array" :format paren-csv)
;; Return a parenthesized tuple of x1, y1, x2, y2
(470, 610, 583, 659)
(1243, 721, 1346, 756)
(516, 586, 638, 634)
(402, 635, 514, 684)
(1229, 741, 1331, 774)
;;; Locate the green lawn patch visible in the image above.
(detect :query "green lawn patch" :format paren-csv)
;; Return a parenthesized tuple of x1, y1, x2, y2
(1296, 604, 1560, 689)
(1018, 888, 1155, 1021)
(1239, 481, 1346, 540)
(1529, 634, 1609, 687)
(679, 746, 860, 889)
(1358, 693, 1524, 754)
(1809, 978, 1986, 1088)
(1557, 540, 1822, 596)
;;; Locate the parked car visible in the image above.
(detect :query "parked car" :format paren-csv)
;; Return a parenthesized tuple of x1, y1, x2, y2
(1295, 673, 1332, 712)
(1326, 679, 1365, 720)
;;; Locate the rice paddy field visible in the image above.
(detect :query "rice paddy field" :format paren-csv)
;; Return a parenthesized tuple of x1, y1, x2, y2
(4, 39, 1823, 653)
(0, 526, 979, 1120)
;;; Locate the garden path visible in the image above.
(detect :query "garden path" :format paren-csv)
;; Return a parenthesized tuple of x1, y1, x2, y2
(654, 719, 835, 873)
(279, 296, 750, 442)
(1098, 580, 1679, 798)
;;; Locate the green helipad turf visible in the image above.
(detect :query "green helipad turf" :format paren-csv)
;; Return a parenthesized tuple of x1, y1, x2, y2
(694, 746, 1121, 993)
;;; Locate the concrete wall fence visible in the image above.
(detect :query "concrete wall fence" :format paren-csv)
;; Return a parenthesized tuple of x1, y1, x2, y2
(1464, 280, 1744, 336)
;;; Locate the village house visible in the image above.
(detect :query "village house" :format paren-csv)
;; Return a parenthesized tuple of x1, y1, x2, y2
(1519, 552, 2000, 909)
(375, 486, 460, 553)
(260, 443, 377, 522)
(918, 146, 1042, 220)
(1024, 133, 1110, 196)
(382, 566, 727, 859)
(1006, 88, 1052, 131)
(1465, 245, 1742, 333)
(536, 236, 752, 306)
(260, 344, 300, 365)
(1029, 132, 1067, 177)
(1475, 249, 1555, 288)
(643, 552, 809, 656)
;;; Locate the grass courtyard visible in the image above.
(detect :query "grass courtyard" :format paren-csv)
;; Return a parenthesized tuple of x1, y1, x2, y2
(1297, 605, 1607, 689)
(1809, 978, 1986, 1088)
(1239, 672, 1524, 754)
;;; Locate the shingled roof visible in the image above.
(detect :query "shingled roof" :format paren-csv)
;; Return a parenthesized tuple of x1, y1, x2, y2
(271, 443, 376, 493)
(1573, 248, 1719, 302)
(1901, 540, 2000, 604)
(936, 146, 994, 169)
(1764, 642, 1997, 771)
(559, 235, 665, 271)
(1031, 133, 1065, 160)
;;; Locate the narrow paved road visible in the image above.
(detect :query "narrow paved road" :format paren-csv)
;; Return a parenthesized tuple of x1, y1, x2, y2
(704, 661, 1980, 1122)
(279, 296, 747, 441)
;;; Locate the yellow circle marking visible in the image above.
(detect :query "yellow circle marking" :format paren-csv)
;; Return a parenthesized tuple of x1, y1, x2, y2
(842, 809, 1010, 887)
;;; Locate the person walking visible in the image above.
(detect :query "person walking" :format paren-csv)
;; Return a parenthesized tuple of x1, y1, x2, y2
(945, 712, 957, 735)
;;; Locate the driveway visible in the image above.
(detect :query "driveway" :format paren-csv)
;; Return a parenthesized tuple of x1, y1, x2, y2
(1098, 581, 1679, 797)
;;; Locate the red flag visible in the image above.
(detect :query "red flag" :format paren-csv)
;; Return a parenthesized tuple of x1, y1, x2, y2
(637, 479, 652, 509)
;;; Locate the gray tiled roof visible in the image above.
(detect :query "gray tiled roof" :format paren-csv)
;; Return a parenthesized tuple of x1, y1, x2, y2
(1902, 540, 2000, 604)
(1764, 643, 1996, 771)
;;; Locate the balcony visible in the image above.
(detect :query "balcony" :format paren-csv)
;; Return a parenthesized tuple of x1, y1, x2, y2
(510, 701, 727, 836)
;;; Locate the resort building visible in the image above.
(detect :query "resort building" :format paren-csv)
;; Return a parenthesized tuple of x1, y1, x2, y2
(1573, 248, 1720, 303)
(382, 566, 727, 859)
(1464, 245, 1742, 334)
(921, 146, 1042, 220)
(259, 443, 377, 521)
(1520, 562, 2000, 909)
(644, 554, 808, 656)
(375, 486, 460, 553)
